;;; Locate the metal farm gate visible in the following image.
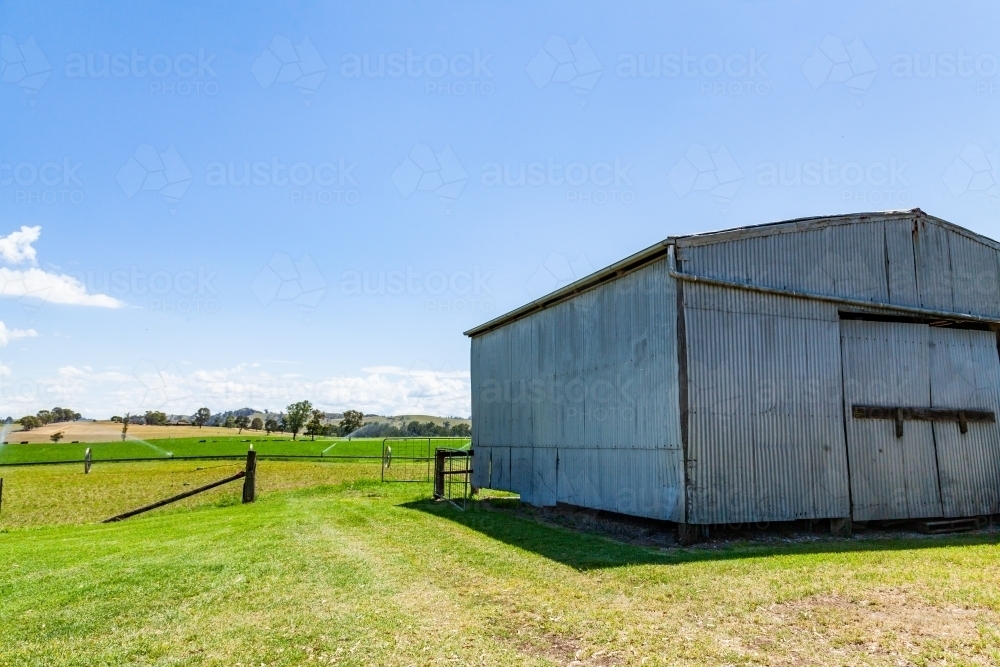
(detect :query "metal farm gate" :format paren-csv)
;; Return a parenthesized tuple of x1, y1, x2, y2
(433, 448, 473, 510)
(380, 437, 471, 483)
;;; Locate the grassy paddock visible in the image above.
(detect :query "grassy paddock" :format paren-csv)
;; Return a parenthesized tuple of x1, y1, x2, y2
(1, 462, 1000, 665)
(0, 435, 469, 465)
(0, 460, 382, 528)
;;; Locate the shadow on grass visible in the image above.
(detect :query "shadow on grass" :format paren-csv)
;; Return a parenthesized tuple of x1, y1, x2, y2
(402, 497, 1000, 570)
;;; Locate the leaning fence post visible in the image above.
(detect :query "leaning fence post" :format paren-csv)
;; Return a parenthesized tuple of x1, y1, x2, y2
(242, 447, 257, 503)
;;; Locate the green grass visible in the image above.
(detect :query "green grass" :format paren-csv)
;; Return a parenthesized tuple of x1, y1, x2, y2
(2, 462, 1000, 665)
(0, 436, 469, 465)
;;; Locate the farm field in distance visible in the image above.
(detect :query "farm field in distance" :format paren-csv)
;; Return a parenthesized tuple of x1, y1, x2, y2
(0, 435, 469, 465)
(2, 460, 1000, 665)
(3, 417, 470, 445)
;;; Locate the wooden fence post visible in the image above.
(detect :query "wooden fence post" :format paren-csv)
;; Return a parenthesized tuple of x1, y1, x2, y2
(84, 447, 92, 474)
(0, 477, 4, 516)
(242, 448, 257, 503)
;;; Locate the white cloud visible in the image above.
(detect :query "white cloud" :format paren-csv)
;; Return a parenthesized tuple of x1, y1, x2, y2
(0, 321, 38, 346)
(2, 361, 472, 418)
(0, 225, 40, 264)
(0, 267, 123, 307)
(0, 226, 122, 308)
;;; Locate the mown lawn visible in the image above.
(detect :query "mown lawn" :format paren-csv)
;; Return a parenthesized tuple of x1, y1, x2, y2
(0, 436, 468, 465)
(1, 462, 1000, 665)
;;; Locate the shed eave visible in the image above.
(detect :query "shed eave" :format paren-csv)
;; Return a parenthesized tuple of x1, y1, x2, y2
(463, 238, 673, 337)
(465, 208, 1000, 337)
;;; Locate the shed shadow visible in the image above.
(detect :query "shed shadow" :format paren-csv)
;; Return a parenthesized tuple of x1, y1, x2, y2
(402, 498, 1000, 570)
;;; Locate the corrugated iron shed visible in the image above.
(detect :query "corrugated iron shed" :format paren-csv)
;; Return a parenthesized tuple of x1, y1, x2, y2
(466, 209, 1000, 528)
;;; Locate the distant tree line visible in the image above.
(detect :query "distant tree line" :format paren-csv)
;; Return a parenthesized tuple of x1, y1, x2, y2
(346, 420, 471, 438)
(15, 407, 82, 431)
(98, 403, 471, 442)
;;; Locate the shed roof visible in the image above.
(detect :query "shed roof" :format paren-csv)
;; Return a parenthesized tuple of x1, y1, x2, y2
(464, 209, 999, 337)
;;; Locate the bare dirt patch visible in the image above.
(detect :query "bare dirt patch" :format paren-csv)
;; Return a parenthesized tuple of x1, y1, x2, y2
(5, 421, 241, 443)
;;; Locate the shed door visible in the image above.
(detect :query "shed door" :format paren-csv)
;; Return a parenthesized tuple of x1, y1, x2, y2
(840, 320, 943, 521)
(929, 328, 1000, 517)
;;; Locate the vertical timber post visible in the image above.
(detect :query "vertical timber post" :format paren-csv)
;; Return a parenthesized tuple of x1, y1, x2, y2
(0, 477, 4, 516)
(434, 448, 446, 499)
(242, 447, 257, 503)
(84, 447, 92, 474)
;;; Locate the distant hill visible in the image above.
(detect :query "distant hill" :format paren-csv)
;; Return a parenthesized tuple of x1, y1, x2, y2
(364, 414, 470, 427)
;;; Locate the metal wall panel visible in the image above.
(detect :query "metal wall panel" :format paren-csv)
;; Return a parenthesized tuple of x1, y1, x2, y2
(684, 284, 850, 523)
(883, 218, 920, 306)
(509, 316, 534, 450)
(490, 446, 510, 490)
(678, 214, 1000, 319)
(548, 448, 682, 520)
(946, 231, 1000, 316)
(532, 308, 557, 451)
(913, 218, 954, 312)
(509, 445, 534, 503)
(468, 259, 684, 520)
(679, 220, 889, 303)
(930, 327, 1000, 517)
(471, 446, 490, 489)
(532, 447, 558, 506)
(840, 320, 943, 520)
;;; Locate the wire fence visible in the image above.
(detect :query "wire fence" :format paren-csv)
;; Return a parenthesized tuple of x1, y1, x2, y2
(380, 437, 471, 483)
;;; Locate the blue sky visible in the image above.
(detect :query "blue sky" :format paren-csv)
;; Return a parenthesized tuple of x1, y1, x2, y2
(2, 1, 1000, 418)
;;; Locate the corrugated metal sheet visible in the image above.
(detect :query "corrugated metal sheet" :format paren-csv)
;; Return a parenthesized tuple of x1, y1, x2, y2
(840, 320, 942, 520)
(883, 217, 919, 306)
(945, 230, 1000, 317)
(678, 212, 1000, 319)
(913, 218, 954, 312)
(532, 447, 558, 506)
(930, 327, 1000, 517)
(471, 446, 490, 489)
(684, 284, 850, 523)
(469, 258, 684, 521)
(679, 220, 889, 303)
